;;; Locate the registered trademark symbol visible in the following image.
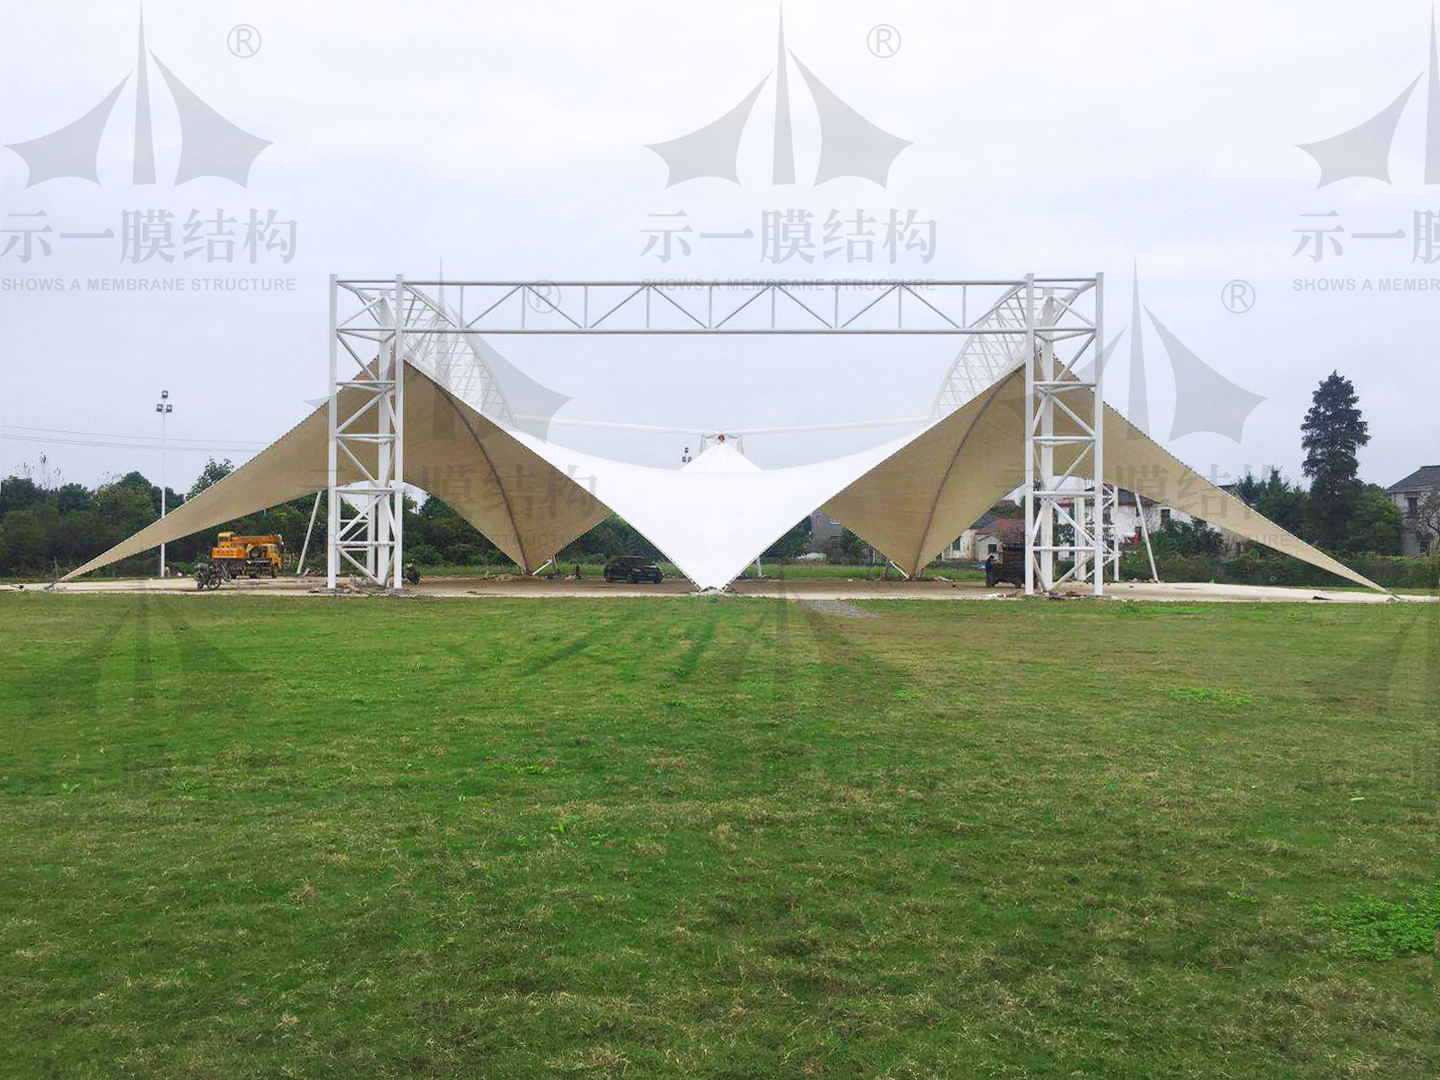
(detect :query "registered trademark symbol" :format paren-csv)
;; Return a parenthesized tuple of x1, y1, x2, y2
(1222, 279, 1255, 314)
(228, 24, 261, 58)
(867, 24, 901, 58)
(526, 282, 561, 313)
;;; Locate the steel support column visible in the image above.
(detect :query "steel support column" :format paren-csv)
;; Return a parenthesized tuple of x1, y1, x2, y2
(1023, 274, 1103, 595)
(326, 275, 339, 589)
(1092, 272, 1105, 596)
(1103, 483, 1122, 580)
(1023, 275, 1037, 595)
(327, 274, 405, 589)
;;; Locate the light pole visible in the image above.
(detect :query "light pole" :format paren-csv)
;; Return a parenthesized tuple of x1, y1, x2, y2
(155, 390, 172, 576)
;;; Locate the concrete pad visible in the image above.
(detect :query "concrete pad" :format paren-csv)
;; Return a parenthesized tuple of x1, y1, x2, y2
(38, 573, 1432, 604)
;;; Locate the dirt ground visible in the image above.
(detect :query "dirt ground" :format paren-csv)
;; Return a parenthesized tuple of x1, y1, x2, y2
(27, 574, 1432, 605)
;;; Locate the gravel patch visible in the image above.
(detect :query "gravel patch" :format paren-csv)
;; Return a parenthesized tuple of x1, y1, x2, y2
(795, 598, 876, 618)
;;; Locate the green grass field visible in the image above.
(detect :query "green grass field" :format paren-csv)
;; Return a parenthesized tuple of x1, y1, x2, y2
(1, 593, 1433, 1078)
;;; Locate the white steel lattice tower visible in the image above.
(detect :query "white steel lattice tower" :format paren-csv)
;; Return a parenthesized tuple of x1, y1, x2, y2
(1020, 274, 1105, 596)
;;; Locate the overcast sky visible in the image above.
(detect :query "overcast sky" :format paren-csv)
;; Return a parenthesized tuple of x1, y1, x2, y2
(1, 0, 1436, 491)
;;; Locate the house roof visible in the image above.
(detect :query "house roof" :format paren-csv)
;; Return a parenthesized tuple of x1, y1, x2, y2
(977, 518, 1025, 543)
(970, 511, 1000, 530)
(1386, 465, 1440, 494)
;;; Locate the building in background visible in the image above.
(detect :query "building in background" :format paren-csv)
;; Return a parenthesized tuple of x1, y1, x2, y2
(941, 513, 1022, 561)
(808, 509, 846, 556)
(1386, 465, 1440, 555)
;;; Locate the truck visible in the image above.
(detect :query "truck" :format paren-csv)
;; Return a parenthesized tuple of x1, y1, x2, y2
(208, 532, 285, 579)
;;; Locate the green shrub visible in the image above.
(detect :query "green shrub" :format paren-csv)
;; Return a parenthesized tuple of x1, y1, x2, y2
(443, 542, 482, 565)
(1117, 548, 1438, 590)
(406, 543, 443, 566)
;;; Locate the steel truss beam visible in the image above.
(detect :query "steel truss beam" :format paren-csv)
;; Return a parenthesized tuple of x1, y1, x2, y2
(334, 278, 1099, 336)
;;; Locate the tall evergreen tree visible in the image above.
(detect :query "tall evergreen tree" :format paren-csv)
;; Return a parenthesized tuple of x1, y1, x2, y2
(1300, 371, 1368, 547)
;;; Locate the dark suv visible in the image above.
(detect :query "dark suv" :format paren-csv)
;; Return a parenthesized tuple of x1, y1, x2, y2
(604, 555, 663, 584)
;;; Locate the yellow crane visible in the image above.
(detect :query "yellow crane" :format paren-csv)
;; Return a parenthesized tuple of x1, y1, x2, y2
(198, 533, 285, 587)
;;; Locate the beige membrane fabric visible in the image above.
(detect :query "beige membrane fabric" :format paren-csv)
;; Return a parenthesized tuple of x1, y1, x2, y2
(61, 364, 610, 580)
(823, 369, 1384, 591)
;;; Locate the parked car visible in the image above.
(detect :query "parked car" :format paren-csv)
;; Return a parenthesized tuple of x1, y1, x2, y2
(603, 555, 663, 584)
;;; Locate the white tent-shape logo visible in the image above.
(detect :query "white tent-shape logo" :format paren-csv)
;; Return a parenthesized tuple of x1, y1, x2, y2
(1073, 265, 1265, 444)
(1122, 266, 1265, 443)
(6, 10, 270, 188)
(1297, 7, 1440, 186)
(645, 7, 911, 187)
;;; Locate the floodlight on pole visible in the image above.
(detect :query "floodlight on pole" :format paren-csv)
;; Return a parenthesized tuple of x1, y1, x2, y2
(155, 390, 172, 577)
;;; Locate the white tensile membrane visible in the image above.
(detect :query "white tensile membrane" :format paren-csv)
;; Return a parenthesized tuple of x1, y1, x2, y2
(63, 354, 1383, 593)
(508, 428, 919, 589)
(681, 438, 759, 475)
